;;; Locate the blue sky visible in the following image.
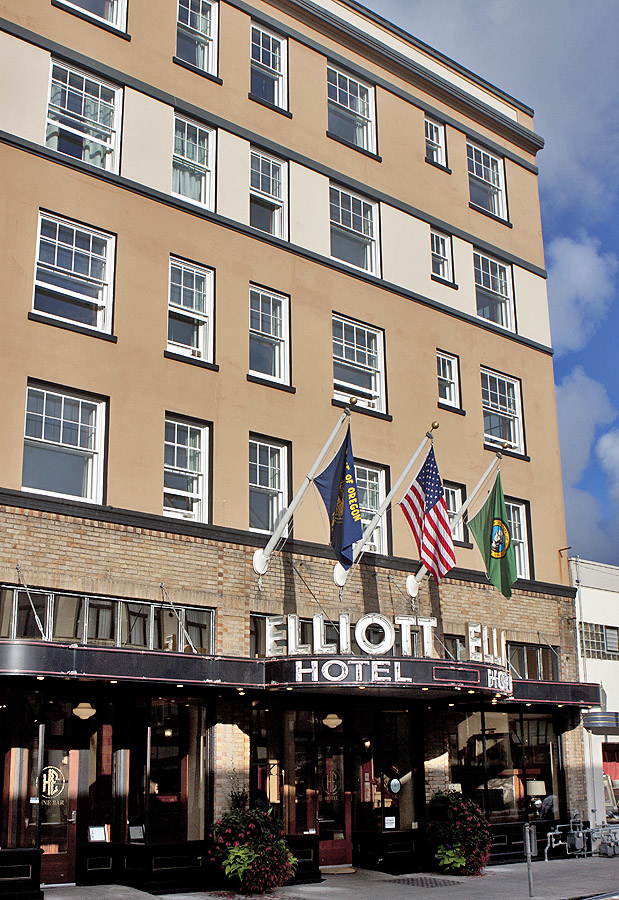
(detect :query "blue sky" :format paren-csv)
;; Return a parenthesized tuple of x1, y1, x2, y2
(360, 0, 619, 565)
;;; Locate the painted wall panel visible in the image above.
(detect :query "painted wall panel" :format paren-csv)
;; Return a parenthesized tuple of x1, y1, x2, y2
(0, 33, 49, 145)
(121, 89, 173, 194)
(289, 162, 329, 257)
(217, 131, 249, 224)
(514, 267, 551, 346)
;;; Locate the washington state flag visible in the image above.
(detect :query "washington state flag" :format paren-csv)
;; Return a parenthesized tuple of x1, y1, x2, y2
(468, 472, 517, 599)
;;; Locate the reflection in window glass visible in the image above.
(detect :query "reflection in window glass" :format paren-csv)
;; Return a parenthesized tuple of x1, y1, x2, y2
(52, 594, 85, 642)
(16, 592, 47, 640)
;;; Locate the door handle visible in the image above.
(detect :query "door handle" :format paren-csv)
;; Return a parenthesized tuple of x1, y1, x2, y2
(67, 810, 76, 824)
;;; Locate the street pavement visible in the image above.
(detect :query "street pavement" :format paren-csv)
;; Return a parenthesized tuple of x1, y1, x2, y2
(44, 857, 619, 900)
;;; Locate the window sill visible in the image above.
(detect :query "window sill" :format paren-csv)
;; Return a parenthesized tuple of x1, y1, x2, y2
(437, 401, 465, 417)
(248, 93, 292, 118)
(332, 398, 392, 421)
(454, 540, 473, 549)
(484, 443, 530, 462)
(469, 202, 512, 227)
(172, 57, 223, 85)
(247, 374, 296, 393)
(326, 131, 382, 162)
(51, 0, 130, 38)
(28, 312, 118, 342)
(431, 274, 458, 290)
(425, 157, 452, 174)
(164, 350, 219, 371)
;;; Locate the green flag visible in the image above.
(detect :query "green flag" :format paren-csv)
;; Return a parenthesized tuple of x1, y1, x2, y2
(468, 472, 517, 599)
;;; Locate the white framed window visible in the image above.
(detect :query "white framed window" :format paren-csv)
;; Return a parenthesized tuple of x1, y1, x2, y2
(467, 141, 506, 220)
(436, 351, 460, 408)
(55, 0, 127, 30)
(333, 315, 385, 412)
(176, 0, 218, 75)
(164, 417, 208, 521)
(425, 117, 445, 166)
(327, 66, 375, 152)
(505, 500, 529, 579)
(250, 23, 287, 109)
(329, 185, 377, 273)
(249, 285, 289, 383)
(46, 61, 121, 172)
(168, 257, 214, 360)
(355, 463, 386, 554)
(431, 230, 453, 282)
(173, 116, 215, 209)
(34, 214, 114, 333)
(249, 437, 287, 533)
(250, 149, 287, 238)
(443, 483, 464, 542)
(481, 368, 523, 454)
(22, 385, 105, 503)
(474, 251, 514, 330)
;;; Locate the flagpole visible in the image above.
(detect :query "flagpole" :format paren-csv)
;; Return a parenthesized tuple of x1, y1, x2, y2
(405, 450, 503, 598)
(333, 422, 439, 587)
(253, 407, 352, 576)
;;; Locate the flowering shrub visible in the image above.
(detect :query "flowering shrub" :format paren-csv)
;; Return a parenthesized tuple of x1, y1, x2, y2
(427, 791, 491, 876)
(209, 803, 296, 893)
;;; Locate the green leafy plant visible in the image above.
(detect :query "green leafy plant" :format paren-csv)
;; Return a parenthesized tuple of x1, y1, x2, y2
(427, 791, 491, 876)
(209, 789, 296, 893)
(435, 843, 467, 873)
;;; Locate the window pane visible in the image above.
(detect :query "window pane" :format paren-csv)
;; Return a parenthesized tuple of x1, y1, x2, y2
(16, 592, 47, 639)
(23, 443, 92, 498)
(52, 595, 85, 642)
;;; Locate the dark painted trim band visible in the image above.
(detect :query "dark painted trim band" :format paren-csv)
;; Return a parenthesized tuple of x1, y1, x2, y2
(0, 488, 577, 599)
(172, 56, 224, 84)
(326, 131, 382, 162)
(164, 350, 220, 371)
(332, 398, 393, 421)
(248, 93, 293, 117)
(247, 374, 296, 393)
(437, 402, 466, 417)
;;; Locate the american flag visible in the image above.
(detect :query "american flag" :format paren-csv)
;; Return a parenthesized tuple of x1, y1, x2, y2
(400, 446, 456, 583)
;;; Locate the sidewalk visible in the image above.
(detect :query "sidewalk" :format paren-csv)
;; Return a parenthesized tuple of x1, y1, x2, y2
(44, 857, 619, 900)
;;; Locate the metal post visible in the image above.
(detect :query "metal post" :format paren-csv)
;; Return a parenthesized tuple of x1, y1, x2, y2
(524, 822, 534, 897)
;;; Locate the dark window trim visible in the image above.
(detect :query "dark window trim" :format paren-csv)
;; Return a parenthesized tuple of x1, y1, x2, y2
(173, 56, 224, 84)
(438, 402, 466, 417)
(28, 312, 118, 342)
(469, 201, 513, 227)
(247, 374, 296, 393)
(431, 274, 458, 290)
(326, 131, 382, 162)
(484, 444, 530, 462)
(425, 157, 452, 174)
(332, 398, 392, 422)
(164, 350, 219, 371)
(51, 0, 131, 39)
(248, 93, 292, 117)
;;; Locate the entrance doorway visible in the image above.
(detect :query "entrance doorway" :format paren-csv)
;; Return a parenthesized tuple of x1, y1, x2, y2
(39, 749, 78, 884)
(317, 740, 351, 865)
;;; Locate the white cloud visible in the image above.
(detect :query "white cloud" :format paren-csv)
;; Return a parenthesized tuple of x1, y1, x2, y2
(546, 232, 619, 354)
(596, 429, 619, 501)
(555, 366, 615, 486)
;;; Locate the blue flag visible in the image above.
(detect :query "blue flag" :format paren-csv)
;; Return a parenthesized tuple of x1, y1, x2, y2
(314, 426, 363, 569)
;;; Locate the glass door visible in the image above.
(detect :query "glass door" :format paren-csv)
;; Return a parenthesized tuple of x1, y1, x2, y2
(39, 748, 78, 884)
(317, 740, 351, 865)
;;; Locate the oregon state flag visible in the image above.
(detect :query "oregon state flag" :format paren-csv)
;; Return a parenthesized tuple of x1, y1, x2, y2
(468, 472, 517, 599)
(314, 426, 363, 569)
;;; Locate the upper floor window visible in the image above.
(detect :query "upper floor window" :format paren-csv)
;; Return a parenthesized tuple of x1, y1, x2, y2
(46, 62, 120, 173)
(436, 351, 460, 409)
(425, 117, 445, 166)
(22, 384, 105, 503)
(443, 482, 464, 542)
(34, 213, 114, 333)
(581, 622, 619, 659)
(249, 437, 287, 533)
(327, 66, 375, 152)
(481, 368, 523, 454)
(474, 251, 514, 330)
(431, 230, 453, 282)
(55, 0, 127, 31)
(508, 643, 556, 680)
(168, 257, 214, 361)
(467, 141, 506, 220)
(505, 500, 530, 579)
(249, 285, 289, 384)
(173, 116, 215, 209)
(176, 0, 218, 75)
(444, 634, 467, 662)
(332, 315, 385, 412)
(250, 149, 287, 238)
(329, 185, 377, 273)
(250, 23, 287, 109)
(355, 463, 386, 554)
(164, 417, 208, 522)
